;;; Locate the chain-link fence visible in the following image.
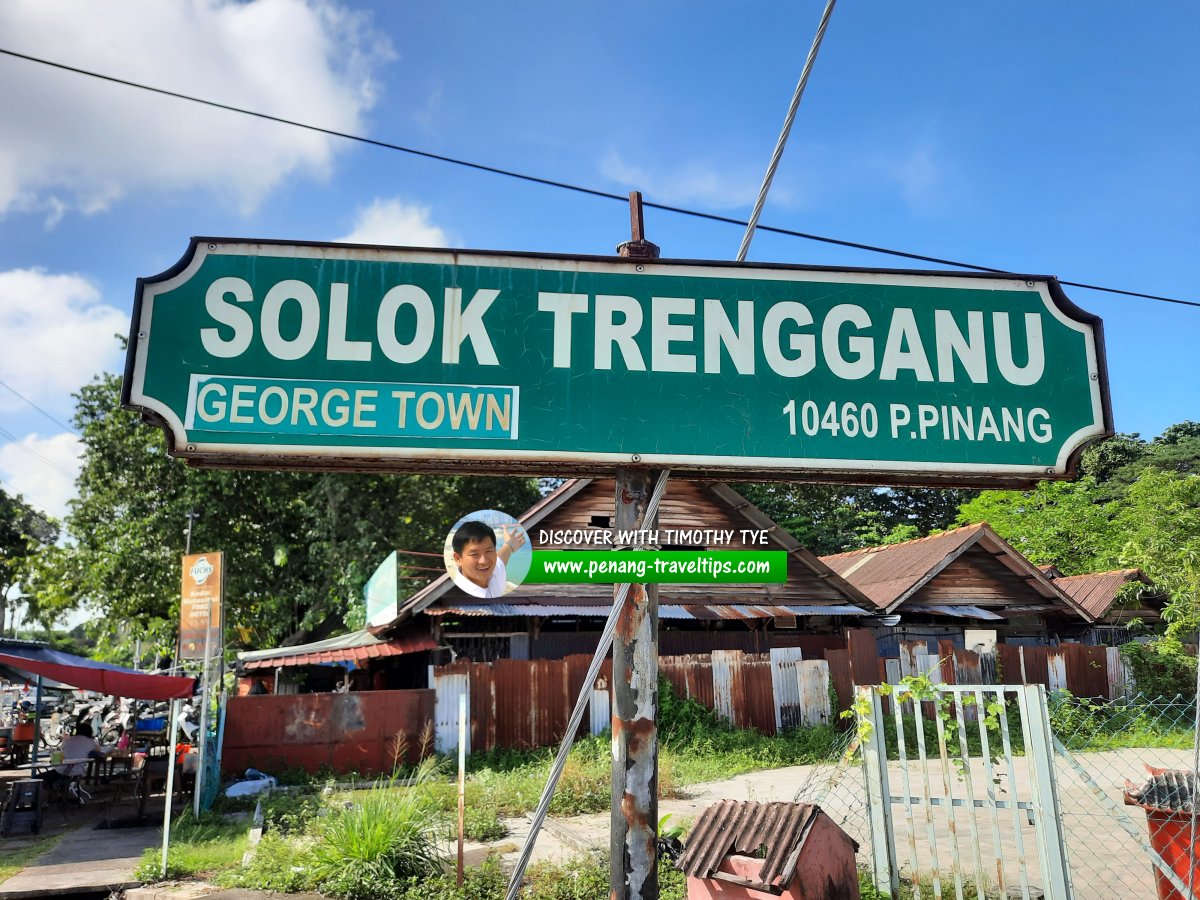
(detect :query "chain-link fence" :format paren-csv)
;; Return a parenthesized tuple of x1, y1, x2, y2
(1051, 692, 1198, 898)
(802, 690, 1200, 899)
(791, 728, 875, 871)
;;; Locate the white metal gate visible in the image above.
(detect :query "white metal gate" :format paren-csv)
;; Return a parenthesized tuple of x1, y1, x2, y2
(860, 684, 1072, 900)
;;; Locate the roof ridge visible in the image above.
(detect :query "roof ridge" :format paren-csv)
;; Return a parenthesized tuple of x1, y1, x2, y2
(820, 522, 987, 560)
(1056, 568, 1143, 580)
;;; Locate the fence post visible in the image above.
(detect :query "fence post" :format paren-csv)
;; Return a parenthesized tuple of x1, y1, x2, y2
(1017, 685, 1073, 900)
(859, 685, 898, 895)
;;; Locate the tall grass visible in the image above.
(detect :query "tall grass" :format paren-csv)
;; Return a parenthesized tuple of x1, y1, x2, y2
(308, 760, 449, 900)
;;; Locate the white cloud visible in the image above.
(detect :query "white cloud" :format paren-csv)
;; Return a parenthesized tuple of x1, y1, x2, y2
(334, 199, 450, 247)
(0, 269, 126, 411)
(600, 150, 772, 211)
(0, 431, 82, 522)
(0, 0, 394, 219)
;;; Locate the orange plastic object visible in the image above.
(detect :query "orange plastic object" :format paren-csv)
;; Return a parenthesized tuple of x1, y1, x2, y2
(1140, 809, 1200, 900)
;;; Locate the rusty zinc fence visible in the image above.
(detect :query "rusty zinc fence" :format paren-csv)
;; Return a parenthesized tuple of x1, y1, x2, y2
(431, 649, 834, 753)
(223, 688, 434, 775)
(430, 634, 1137, 753)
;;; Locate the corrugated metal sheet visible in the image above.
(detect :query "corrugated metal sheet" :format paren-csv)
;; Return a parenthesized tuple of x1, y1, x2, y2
(677, 800, 822, 889)
(241, 631, 438, 669)
(1046, 649, 1068, 692)
(997, 642, 1024, 683)
(711, 650, 737, 725)
(847, 629, 881, 686)
(821, 526, 986, 608)
(1106, 646, 1128, 699)
(820, 523, 1084, 620)
(1125, 768, 1196, 814)
(1062, 643, 1110, 698)
(660, 654, 715, 708)
(1053, 569, 1147, 619)
(741, 655, 776, 734)
(222, 689, 434, 776)
(589, 683, 610, 736)
(433, 671, 469, 755)
(796, 660, 832, 727)
(770, 648, 805, 732)
(898, 640, 926, 679)
(824, 649, 853, 714)
(428, 603, 865, 619)
(905, 603, 1004, 621)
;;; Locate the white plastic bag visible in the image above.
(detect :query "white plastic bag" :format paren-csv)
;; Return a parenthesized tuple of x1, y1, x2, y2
(224, 768, 277, 797)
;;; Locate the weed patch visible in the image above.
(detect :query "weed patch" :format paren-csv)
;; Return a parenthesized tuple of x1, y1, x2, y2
(0, 834, 60, 881)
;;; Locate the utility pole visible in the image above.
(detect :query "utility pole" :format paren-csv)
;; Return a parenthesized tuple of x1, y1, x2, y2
(184, 510, 199, 556)
(611, 192, 662, 900)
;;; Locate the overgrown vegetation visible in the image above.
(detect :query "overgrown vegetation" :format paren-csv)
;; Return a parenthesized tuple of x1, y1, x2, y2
(138, 810, 250, 881)
(1121, 638, 1198, 699)
(0, 834, 61, 882)
(524, 853, 686, 900)
(308, 765, 447, 899)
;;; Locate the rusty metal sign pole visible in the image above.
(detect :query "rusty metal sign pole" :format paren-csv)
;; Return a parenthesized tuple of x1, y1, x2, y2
(612, 193, 664, 900)
(611, 467, 663, 900)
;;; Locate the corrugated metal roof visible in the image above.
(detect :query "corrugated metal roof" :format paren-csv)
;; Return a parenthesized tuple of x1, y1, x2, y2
(389, 479, 877, 627)
(1052, 569, 1154, 619)
(239, 630, 438, 669)
(819, 523, 1089, 620)
(426, 603, 866, 619)
(1124, 768, 1196, 814)
(821, 525, 988, 609)
(677, 800, 847, 889)
(905, 603, 1005, 621)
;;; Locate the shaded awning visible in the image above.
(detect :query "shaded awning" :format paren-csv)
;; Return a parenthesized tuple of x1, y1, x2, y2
(239, 630, 438, 670)
(0, 642, 195, 700)
(427, 603, 867, 619)
(904, 603, 1004, 621)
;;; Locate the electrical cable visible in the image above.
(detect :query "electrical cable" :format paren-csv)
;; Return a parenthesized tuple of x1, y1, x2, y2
(0, 425, 76, 479)
(738, 0, 837, 261)
(0, 379, 76, 434)
(0, 427, 76, 481)
(0, 46, 1195, 309)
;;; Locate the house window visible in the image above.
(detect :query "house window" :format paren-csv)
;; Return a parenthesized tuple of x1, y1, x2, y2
(590, 515, 611, 527)
(775, 614, 798, 630)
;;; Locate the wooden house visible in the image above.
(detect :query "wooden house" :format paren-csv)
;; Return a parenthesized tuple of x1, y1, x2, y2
(1043, 568, 1168, 646)
(385, 478, 878, 666)
(820, 523, 1093, 655)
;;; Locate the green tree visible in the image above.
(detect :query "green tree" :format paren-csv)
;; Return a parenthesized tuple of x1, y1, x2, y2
(1115, 468, 1200, 639)
(734, 482, 974, 556)
(0, 487, 57, 635)
(955, 478, 1122, 574)
(20, 373, 539, 659)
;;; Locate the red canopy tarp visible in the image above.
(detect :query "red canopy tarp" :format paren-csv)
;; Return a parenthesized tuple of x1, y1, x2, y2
(0, 645, 194, 700)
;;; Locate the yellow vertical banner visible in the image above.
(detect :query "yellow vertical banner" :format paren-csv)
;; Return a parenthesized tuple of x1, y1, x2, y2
(180, 551, 223, 659)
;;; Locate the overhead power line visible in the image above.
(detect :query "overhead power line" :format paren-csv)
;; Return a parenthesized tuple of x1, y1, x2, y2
(1, 46, 1196, 310)
(0, 425, 76, 479)
(0, 378, 76, 434)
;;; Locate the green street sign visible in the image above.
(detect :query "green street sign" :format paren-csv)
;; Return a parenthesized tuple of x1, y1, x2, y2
(123, 239, 1112, 487)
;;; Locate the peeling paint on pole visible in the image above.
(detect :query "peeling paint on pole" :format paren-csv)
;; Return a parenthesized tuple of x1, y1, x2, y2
(611, 468, 660, 900)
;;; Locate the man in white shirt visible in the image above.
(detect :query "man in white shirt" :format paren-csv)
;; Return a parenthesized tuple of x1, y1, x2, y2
(450, 520, 526, 599)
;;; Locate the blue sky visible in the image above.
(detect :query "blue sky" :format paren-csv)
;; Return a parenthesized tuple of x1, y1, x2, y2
(0, 0, 1196, 523)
